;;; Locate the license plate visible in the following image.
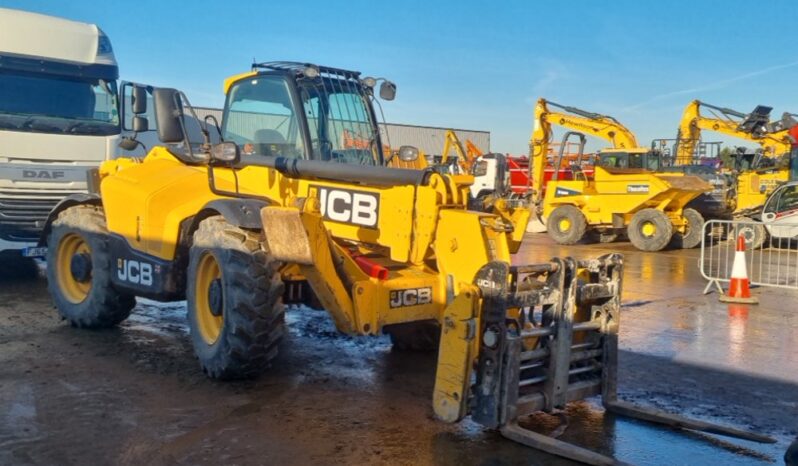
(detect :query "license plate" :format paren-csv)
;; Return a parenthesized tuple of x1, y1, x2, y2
(21, 247, 47, 258)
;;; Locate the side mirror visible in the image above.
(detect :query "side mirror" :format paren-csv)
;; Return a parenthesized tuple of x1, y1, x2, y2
(397, 145, 418, 162)
(118, 137, 139, 151)
(210, 142, 240, 164)
(153, 87, 185, 144)
(132, 115, 148, 133)
(379, 81, 396, 101)
(131, 85, 148, 114)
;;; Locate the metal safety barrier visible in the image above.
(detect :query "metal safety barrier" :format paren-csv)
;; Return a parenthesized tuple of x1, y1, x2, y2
(700, 219, 798, 293)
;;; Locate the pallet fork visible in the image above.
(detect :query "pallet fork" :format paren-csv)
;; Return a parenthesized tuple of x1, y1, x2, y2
(462, 254, 774, 465)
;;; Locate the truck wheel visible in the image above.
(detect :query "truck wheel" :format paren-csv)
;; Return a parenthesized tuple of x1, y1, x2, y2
(385, 320, 440, 352)
(628, 208, 673, 252)
(187, 217, 285, 379)
(736, 217, 767, 250)
(46, 205, 135, 328)
(546, 205, 587, 245)
(673, 208, 705, 249)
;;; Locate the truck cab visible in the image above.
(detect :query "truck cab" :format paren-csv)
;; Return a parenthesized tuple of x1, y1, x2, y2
(0, 8, 146, 255)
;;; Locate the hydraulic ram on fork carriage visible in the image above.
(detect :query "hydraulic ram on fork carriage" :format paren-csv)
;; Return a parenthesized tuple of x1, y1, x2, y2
(467, 254, 774, 466)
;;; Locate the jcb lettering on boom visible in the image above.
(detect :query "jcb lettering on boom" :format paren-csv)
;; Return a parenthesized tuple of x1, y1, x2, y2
(389, 287, 432, 308)
(317, 187, 379, 228)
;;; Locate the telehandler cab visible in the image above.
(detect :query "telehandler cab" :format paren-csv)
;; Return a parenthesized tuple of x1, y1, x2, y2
(42, 62, 772, 464)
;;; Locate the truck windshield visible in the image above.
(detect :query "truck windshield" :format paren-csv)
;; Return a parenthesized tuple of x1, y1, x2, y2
(0, 70, 119, 136)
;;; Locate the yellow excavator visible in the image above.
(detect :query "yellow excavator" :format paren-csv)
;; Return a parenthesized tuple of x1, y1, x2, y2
(675, 100, 794, 216)
(530, 98, 712, 251)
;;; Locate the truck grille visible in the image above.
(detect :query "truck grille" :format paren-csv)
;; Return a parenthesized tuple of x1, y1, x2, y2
(0, 189, 79, 242)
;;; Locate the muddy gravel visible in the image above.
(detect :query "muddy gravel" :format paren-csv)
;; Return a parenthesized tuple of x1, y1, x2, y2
(1, 235, 797, 465)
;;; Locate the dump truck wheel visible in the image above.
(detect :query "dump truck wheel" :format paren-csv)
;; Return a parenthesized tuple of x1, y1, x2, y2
(546, 205, 587, 245)
(187, 216, 285, 379)
(673, 208, 705, 249)
(385, 320, 440, 352)
(46, 205, 135, 328)
(628, 208, 673, 252)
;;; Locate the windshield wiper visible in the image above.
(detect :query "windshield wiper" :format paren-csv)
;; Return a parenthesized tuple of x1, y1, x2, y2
(0, 116, 19, 130)
(64, 121, 115, 135)
(21, 117, 61, 133)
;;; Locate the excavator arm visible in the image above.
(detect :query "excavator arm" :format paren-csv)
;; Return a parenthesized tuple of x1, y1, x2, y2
(676, 100, 793, 164)
(529, 98, 640, 204)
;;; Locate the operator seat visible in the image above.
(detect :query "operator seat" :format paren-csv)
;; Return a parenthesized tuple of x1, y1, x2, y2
(254, 129, 287, 156)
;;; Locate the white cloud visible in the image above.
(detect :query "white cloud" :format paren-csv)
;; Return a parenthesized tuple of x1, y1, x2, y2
(623, 59, 798, 111)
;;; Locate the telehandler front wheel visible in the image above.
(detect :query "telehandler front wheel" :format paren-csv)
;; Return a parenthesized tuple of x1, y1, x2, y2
(46, 205, 135, 328)
(187, 217, 285, 380)
(546, 205, 587, 245)
(673, 208, 705, 249)
(628, 208, 673, 252)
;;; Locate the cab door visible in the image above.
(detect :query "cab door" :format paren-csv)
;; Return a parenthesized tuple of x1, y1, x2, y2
(762, 183, 798, 240)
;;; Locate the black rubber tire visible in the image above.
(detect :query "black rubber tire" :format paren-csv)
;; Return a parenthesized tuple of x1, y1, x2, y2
(735, 217, 768, 250)
(546, 205, 587, 245)
(46, 205, 135, 328)
(187, 216, 285, 379)
(673, 208, 705, 249)
(385, 320, 441, 352)
(628, 208, 673, 252)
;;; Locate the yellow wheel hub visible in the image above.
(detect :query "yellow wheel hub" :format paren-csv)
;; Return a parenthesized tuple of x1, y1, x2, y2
(56, 233, 92, 304)
(195, 252, 224, 345)
(641, 222, 657, 237)
(558, 218, 572, 232)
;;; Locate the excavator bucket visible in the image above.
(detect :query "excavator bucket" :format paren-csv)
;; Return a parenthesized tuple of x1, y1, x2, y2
(461, 254, 774, 465)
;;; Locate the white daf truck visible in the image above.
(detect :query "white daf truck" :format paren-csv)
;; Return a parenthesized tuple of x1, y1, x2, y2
(0, 8, 147, 256)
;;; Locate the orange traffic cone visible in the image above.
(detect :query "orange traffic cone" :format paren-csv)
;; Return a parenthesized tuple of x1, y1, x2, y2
(719, 234, 759, 304)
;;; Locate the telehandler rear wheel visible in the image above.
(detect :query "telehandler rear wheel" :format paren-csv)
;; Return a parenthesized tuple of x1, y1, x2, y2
(46, 205, 135, 328)
(385, 320, 440, 352)
(628, 208, 673, 252)
(546, 205, 587, 245)
(187, 217, 285, 379)
(673, 208, 705, 249)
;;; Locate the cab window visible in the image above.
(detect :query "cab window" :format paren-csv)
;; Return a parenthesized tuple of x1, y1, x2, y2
(222, 76, 305, 158)
(765, 185, 798, 214)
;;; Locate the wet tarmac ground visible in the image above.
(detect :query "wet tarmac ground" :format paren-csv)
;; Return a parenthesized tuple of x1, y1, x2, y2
(1, 234, 797, 465)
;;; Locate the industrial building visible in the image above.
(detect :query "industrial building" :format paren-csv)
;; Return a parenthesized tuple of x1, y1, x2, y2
(191, 107, 490, 155)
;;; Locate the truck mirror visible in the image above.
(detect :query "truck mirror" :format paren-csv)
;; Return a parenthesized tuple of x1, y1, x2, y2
(153, 88, 185, 144)
(132, 85, 148, 114)
(132, 115, 148, 133)
(379, 81, 396, 101)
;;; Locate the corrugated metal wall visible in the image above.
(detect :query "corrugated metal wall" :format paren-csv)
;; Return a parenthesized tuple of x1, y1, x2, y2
(192, 107, 490, 155)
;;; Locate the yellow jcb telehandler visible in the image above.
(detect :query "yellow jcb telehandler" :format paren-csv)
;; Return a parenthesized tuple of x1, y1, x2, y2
(42, 62, 771, 464)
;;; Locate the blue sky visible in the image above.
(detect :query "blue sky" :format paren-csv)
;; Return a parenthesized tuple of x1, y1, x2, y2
(7, 0, 798, 154)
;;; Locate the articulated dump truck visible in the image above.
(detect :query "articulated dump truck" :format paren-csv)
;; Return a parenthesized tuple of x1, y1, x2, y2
(42, 62, 773, 464)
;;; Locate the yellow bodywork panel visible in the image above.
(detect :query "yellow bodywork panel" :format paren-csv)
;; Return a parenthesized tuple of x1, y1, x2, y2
(433, 284, 480, 423)
(542, 166, 711, 225)
(735, 170, 790, 213)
